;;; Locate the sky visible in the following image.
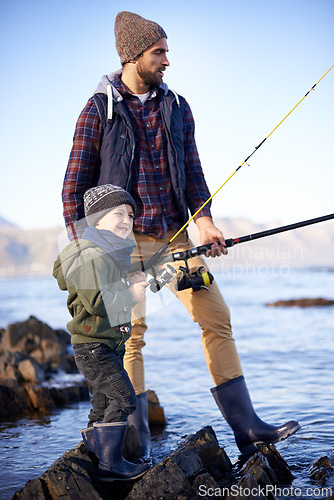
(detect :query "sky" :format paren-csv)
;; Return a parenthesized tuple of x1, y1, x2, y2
(0, 0, 333, 230)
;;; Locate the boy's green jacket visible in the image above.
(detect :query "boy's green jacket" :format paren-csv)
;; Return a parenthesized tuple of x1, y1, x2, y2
(53, 239, 134, 352)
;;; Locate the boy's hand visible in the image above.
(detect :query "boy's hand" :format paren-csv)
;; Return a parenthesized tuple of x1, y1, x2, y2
(129, 272, 148, 303)
(128, 271, 147, 285)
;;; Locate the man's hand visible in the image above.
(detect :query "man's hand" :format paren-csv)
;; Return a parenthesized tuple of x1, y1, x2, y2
(195, 216, 228, 258)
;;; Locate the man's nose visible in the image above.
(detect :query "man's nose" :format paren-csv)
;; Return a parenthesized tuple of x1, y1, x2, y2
(163, 54, 170, 66)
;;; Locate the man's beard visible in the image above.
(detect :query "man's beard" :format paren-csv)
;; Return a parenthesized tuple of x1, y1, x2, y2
(136, 60, 163, 87)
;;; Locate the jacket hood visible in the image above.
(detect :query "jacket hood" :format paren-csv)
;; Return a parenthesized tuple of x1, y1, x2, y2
(53, 239, 96, 291)
(94, 70, 170, 100)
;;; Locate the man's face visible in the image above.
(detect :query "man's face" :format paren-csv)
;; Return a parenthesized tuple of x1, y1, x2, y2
(136, 38, 169, 87)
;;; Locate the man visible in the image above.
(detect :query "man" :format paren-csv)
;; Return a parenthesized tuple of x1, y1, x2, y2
(62, 11, 300, 460)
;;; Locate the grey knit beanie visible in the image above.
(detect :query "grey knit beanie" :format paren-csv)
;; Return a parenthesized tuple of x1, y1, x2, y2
(84, 184, 136, 226)
(115, 11, 167, 64)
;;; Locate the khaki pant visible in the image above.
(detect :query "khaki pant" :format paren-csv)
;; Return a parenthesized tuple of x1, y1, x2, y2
(124, 230, 243, 394)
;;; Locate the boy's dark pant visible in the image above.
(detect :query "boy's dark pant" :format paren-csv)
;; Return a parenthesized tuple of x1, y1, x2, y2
(73, 342, 137, 425)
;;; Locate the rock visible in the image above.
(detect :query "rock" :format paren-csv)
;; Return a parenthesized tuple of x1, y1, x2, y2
(18, 358, 45, 383)
(255, 444, 294, 484)
(0, 381, 33, 417)
(183, 425, 232, 481)
(226, 474, 268, 500)
(267, 298, 334, 307)
(12, 443, 102, 500)
(2, 363, 17, 380)
(11, 478, 47, 500)
(49, 382, 89, 407)
(25, 385, 55, 412)
(127, 457, 192, 500)
(222, 444, 294, 500)
(0, 350, 48, 384)
(191, 472, 221, 496)
(147, 389, 166, 425)
(12, 426, 298, 500)
(310, 456, 333, 485)
(0, 351, 31, 382)
(0, 317, 89, 418)
(0, 376, 89, 419)
(240, 452, 278, 488)
(0, 316, 71, 372)
(127, 426, 232, 499)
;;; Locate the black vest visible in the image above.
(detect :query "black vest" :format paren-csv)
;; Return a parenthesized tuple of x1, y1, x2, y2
(92, 89, 189, 225)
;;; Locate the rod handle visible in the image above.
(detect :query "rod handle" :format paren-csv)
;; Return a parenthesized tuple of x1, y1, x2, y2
(173, 240, 235, 261)
(195, 239, 235, 255)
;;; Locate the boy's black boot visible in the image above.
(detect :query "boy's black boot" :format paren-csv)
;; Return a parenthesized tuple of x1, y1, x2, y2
(211, 375, 301, 455)
(94, 422, 150, 481)
(127, 392, 152, 463)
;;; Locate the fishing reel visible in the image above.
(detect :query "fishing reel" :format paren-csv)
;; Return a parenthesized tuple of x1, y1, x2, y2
(148, 264, 177, 293)
(177, 264, 214, 292)
(148, 260, 214, 294)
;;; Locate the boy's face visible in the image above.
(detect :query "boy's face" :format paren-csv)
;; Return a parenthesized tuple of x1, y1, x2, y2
(96, 204, 134, 238)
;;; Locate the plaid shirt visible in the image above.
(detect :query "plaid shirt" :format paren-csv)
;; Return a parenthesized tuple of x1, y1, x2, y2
(62, 75, 212, 239)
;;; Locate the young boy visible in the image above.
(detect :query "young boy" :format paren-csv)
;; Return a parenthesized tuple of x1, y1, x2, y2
(53, 184, 150, 481)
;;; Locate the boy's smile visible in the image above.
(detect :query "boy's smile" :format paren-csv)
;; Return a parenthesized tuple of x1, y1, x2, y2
(95, 204, 134, 238)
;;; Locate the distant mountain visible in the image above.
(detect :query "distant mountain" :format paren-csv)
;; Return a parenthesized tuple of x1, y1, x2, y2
(0, 223, 64, 277)
(0, 217, 333, 277)
(0, 216, 18, 228)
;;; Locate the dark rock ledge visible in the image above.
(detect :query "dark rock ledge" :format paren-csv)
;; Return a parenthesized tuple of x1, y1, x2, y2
(0, 316, 166, 423)
(12, 425, 325, 500)
(0, 316, 90, 419)
(266, 298, 334, 307)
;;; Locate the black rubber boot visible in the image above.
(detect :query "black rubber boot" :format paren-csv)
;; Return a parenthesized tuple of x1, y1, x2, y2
(127, 392, 152, 463)
(211, 376, 301, 454)
(80, 426, 98, 462)
(94, 422, 150, 481)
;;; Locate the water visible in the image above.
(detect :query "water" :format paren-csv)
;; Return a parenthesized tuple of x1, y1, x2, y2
(0, 267, 333, 499)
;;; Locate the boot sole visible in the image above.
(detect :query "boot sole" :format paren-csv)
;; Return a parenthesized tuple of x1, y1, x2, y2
(239, 422, 301, 455)
(271, 421, 301, 444)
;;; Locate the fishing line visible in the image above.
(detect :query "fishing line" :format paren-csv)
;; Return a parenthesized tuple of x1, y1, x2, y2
(132, 65, 333, 274)
(169, 64, 334, 245)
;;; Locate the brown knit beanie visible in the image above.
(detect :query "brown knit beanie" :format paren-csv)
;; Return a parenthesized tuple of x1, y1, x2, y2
(115, 11, 167, 64)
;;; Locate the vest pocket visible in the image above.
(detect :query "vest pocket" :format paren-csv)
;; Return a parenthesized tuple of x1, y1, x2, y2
(104, 118, 127, 156)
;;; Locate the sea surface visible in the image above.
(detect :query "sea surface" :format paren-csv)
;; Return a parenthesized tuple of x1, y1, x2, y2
(0, 266, 333, 499)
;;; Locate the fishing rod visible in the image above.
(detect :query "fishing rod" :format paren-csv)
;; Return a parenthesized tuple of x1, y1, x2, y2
(169, 65, 334, 245)
(172, 212, 334, 260)
(132, 65, 334, 275)
(147, 213, 334, 293)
